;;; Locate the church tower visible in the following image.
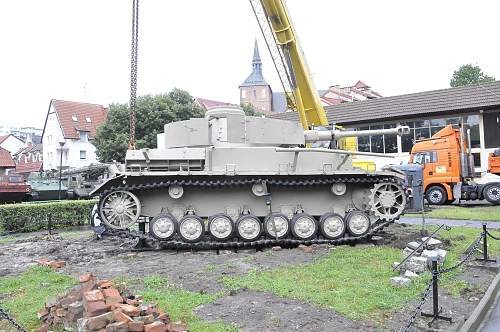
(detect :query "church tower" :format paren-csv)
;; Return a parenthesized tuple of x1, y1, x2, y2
(239, 41, 273, 113)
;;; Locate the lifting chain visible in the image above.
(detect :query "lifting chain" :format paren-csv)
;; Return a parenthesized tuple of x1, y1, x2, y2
(128, 0, 139, 150)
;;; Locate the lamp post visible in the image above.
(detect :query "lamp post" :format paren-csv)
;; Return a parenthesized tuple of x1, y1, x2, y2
(58, 141, 66, 200)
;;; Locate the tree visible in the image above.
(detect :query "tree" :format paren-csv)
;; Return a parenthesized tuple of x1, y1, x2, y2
(240, 102, 263, 116)
(450, 64, 495, 87)
(94, 89, 204, 162)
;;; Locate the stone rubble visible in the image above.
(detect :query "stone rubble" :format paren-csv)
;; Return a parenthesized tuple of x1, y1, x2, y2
(390, 276, 411, 287)
(37, 273, 187, 332)
(391, 236, 448, 287)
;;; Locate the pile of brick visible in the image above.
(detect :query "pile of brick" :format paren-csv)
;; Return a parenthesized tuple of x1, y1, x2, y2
(35, 258, 66, 269)
(37, 273, 187, 332)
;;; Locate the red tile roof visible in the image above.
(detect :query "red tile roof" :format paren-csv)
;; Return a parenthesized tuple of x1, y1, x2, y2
(0, 135, 8, 144)
(16, 161, 43, 174)
(48, 100, 108, 140)
(0, 148, 15, 168)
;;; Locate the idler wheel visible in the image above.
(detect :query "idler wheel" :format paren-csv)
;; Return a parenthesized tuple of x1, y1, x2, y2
(290, 213, 317, 240)
(149, 213, 177, 240)
(208, 214, 234, 241)
(319, 212, 346, 240)
(236, 215, 262, 242)
(345, 211, 371, 237)
(99, 190, 141, 229)
(178, 215, 205, 243)
(264, 213, 290, 239)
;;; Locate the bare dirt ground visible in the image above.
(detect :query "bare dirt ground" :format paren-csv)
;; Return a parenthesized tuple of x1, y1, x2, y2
(0, 224, 497, 331)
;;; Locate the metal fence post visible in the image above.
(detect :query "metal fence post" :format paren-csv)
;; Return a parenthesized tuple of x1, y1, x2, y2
(48, 213, 52, 235)
(476, 223, 496, 262)
(421, 257, 452, 326)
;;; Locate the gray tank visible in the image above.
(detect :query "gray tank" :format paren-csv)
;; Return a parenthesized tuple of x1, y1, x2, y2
(92, 107, 410, 246)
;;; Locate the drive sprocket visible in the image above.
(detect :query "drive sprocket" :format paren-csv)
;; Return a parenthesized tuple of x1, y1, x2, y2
(369, 182, 406, 220)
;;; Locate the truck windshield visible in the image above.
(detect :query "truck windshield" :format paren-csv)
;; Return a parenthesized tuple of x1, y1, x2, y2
(413, 151, 436, 164)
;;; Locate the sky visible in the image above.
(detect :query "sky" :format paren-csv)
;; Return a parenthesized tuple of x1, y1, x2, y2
(1, 0, 499, 128)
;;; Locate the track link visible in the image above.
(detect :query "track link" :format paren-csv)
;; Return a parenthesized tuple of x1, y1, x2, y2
(98, 174, 403, 251)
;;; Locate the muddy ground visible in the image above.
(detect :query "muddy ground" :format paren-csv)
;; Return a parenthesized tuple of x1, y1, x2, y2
(0, 224, 497, 331)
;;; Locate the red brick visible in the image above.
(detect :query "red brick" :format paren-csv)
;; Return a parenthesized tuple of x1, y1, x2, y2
(113, 309, 133, 323)
(48, 260, 66, 269)
(298, 244, 313, 253)
(117, 304, 140, 317)
(85, 301, 109, 317)
(126, 298, 140, 306)
(84, 289, 105, 303)
(144, 321, 167, 332)
(128, 320, 145, 331)
(87, 311, 115, 330)
(79, 273, 94, 283)
(134, 314, 154, 324)
(37, 307, 49, 319)
(157, 313, 170, 324)
(35, 258, 50, 266)
(106, 321, 128, 332)
(55, 308, 66, 317)
(81, 280, 98, 293)
(99, 281, 114, 289)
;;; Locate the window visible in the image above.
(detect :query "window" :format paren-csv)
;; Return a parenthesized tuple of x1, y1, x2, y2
(357, 126, 370, 152)
(253, 90, 257, 98)
(370, 125, 384, 153)
(484, 112, 500, 148)
(80, 150, 87, 160)
(241, 90, 247, 98)
(464, 115, 480, 148)
(85, 117, 92, 123)
(413, 151, 437, 165)
(79, 132, 88, 142)
(384, 123, 398, 153)
(261, 89, 267, 98)
(472, 153, 481, 168)
(72, 115, 78, 122)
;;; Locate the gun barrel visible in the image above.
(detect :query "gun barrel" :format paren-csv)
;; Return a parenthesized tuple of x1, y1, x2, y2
(304, 125, 410, 143)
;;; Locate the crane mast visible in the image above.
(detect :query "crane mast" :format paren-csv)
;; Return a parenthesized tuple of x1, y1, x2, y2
(249, 0, 328, 129)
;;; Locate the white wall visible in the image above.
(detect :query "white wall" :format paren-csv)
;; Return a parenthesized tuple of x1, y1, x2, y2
(43, 104, 99, 170)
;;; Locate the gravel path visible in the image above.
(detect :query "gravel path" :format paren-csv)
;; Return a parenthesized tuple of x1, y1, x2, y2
(398, 217, 500, 229)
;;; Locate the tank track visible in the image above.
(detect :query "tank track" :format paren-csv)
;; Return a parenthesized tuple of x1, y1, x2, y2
(98, 174, 403, 251)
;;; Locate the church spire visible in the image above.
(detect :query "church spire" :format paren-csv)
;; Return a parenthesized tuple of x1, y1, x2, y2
(240, 40, 268, 87)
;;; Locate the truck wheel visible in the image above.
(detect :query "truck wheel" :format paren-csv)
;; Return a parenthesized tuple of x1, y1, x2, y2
(426, 186, 447, 205)
(484, 184, 500, 204)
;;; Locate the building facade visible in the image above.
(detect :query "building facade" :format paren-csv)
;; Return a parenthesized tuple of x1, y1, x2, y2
(13, 143, 43, 177)
(42, 99, 108, 171)
(270, 81, 500, 173)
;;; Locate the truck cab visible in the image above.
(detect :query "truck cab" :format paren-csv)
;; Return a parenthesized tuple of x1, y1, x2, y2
(410, 125, 500, 205)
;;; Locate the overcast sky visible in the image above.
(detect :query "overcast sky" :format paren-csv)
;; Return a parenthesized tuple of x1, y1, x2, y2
(1, 0, 499, 128)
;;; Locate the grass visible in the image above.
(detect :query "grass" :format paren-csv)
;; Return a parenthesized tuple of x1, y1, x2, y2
(139, 276, 237, 332)
(0, 236, 16, 245)
(405, 205, 500, 221)
(222, 225, 500, 322)
(0, 266, 77, 330)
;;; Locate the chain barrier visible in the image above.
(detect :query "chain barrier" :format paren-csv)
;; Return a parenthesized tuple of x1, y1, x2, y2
(0, 308, 27, 332)
(487, 230, 500, 241)
(437, 232, 484, 275)
(400, 280, 433, 332)
(400, 224, 493, 331)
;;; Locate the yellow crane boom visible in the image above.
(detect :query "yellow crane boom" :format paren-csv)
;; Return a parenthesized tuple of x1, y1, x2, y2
(250, 0, 328, 129)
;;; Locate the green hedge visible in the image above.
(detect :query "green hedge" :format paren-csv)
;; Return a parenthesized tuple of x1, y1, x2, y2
(0, 200, 96, 233)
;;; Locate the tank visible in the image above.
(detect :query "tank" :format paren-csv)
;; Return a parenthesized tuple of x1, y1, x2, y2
(64, 163, 121, 199)
(92, 107, 410, 247)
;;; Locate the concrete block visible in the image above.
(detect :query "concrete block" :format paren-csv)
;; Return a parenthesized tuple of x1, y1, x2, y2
(391, 276, 411, 287)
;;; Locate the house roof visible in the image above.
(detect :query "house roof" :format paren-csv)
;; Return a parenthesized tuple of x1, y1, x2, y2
(43, 99, 108, 140)
(0, 148, 15, 168)
(16, 161, 43, 174)
(14, 143, 42, 157)
(0, 134, 24, 145)
(269, 81, 500, 125)
(195, 97, 239, 110)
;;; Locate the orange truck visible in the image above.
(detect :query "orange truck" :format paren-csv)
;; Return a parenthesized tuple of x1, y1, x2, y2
(489, 149, 500, 175)
(409, 125, 500, 205)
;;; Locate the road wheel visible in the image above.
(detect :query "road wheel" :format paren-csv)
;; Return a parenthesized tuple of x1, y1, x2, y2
(426, 186, 447, 205)
(484, 183, 500, 204)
